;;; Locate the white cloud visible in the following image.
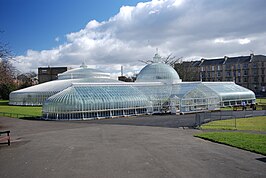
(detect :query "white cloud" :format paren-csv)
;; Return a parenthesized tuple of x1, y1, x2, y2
(14, 0, 266, 75)
(55, 37, 60, 42)
(239, 38, 251, 45)
(214, 38, 251, 45)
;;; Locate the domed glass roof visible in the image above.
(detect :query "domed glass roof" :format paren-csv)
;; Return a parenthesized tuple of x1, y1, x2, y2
(58, 63, 110, 80)
(136, 63, 182, 84)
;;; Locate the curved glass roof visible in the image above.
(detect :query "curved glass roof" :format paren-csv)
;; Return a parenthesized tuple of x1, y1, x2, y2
(58, 64, 110, 80)
(136, 63, 182, 84)
(43, 84, 152, 114)
(42, 81, 256, 119)
(9, 66, 120, 106)
(10, 77, 120, 95)
(202, 82, 255, 101)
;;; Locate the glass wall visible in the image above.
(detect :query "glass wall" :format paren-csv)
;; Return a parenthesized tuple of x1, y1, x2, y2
(42, 84, 152, 120)
(42, 81, 256, 120)
(202, 82, 256, 106)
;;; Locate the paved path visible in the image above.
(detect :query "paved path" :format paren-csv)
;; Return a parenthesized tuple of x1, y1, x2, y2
(0, 116, 265, 178)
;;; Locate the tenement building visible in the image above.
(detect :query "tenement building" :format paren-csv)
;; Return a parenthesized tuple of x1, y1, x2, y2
(176, 54, 266, 96)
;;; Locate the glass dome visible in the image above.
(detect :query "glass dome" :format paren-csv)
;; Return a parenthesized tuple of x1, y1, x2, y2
(9, 64, 117, 106)
(58, 64, 110, 80)
(136, 63, 182, 84)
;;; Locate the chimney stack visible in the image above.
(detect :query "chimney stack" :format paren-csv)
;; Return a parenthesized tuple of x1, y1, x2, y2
(121, 66, 124, 76)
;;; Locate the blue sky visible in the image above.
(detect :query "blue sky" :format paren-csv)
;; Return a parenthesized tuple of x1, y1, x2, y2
(1, 0, 266, 76)
(0, 0, 149, 55)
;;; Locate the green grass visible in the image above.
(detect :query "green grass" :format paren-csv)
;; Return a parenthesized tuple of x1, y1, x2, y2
(201, 116, 266, 131)
(195, 132, 266, 155)
(257, 98, 266, 104)
(0, 100, 42, 118)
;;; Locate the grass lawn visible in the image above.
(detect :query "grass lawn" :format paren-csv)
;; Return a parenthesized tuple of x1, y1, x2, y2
(201, 116, 266, 132)
(195, 132, 266, 155)
(0, 100, 42, 118)
(257, 98, 266, 104)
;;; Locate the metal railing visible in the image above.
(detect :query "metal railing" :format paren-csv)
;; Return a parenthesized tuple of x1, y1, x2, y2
(195, 110, 266, 128)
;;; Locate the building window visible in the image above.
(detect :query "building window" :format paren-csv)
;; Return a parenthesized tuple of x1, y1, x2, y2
(262, 76, 265, 83)
(253, 63, 257, 68)
(217, 71, 221, 77)
(244, 77, 248, 82)
(253, 70, 258, 76)
(237, 64, 241, 69)
(262, 69, 264, 75)
(211, 71, 215, 78)
(238, 77, 241, 83)
(238, 71, 241, 77)
(226, 64, 231, 70)
(254, 77, 258, 83)
(201, 67, 204, 71)
(211, 66, 214, 71)
(202, 72, 206, 78)
(244, 70, 248, 76)
(217, 65, 221, 70)
(243, 63, 248, 69)
(207, 71, 210, 78)
(226, 71, 231, 77)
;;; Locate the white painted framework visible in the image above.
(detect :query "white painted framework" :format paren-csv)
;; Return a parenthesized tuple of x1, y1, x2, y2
(9, 54, 256, 120)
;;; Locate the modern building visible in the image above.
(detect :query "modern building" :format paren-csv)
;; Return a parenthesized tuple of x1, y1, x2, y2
(38, 67, 67, 83)
(175, 54, 266, 95)
(10, 53, 255, 120)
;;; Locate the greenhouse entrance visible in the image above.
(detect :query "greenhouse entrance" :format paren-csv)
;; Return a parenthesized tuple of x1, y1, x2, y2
(170, 96, 180, 114)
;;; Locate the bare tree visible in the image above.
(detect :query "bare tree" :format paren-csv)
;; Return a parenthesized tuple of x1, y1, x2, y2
(17, 72, 37, 89)
(0, 33, 16, 99)
(161, 54, 183, 68)
(174, 59, 200, 81)
(139, 53, 182, 66)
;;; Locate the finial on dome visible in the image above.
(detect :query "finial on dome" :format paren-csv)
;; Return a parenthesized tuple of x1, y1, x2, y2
(153, 48, 161, 63)
(80, 61, 87, 68)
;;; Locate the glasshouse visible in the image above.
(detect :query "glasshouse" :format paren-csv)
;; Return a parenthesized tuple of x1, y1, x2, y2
(9, 64, 120, 105)
(9, 53, 256, 120)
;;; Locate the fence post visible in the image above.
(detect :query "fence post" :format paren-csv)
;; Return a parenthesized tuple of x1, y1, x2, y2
(195, 113, 198, 127)
(195, 113, 201, 128)
(234, 116, 236, 129)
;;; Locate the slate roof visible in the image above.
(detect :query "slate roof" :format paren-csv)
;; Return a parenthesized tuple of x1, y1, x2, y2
(191, 61, 201, 67)
(199, 54, 266, 66)
(252, 55, 266, 62)
(225, 56, 251, 64)
(200, 58, 224, 66)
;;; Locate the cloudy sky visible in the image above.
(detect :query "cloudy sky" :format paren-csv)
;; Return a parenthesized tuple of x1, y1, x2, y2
(1, 0, 266, 76)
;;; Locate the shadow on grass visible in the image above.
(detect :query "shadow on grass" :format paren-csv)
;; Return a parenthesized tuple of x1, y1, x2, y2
(0, 101, 9, 105)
